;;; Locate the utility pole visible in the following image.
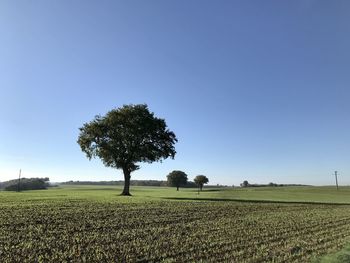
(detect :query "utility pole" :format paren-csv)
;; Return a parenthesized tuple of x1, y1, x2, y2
(17, 169, 21, 192)
(334, 171, 339, 191)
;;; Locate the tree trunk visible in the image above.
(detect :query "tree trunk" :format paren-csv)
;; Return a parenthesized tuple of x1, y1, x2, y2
(200, 184, 203, 191)
(176, 186, 179, 191)
(121, 168, 132, 196)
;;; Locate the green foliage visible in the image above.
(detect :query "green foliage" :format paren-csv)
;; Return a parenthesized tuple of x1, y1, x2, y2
(1, 178, 49, 191)
(77, 104, 177, 195)
(166, 170, 188, 190)
(194, 175, 209, 190)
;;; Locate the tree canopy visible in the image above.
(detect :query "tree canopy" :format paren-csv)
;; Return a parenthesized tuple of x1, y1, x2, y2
(77, 104, 177, 195)
(194, 175, 209, 191)
(1, 178, 50, 191)
(167, 170, 188, 191)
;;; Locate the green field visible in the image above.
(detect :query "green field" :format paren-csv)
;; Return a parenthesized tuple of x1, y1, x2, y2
(1, 185, 350, 262)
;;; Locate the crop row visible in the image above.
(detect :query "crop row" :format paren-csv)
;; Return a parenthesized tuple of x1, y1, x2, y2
(1, 200, 350, 262)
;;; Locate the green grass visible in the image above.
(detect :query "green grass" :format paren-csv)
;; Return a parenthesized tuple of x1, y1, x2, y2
(1, 184, 349, 204)
(1, 185, 350, 262)
(207, 186, 350, 204)
(314, 244, 350, 263)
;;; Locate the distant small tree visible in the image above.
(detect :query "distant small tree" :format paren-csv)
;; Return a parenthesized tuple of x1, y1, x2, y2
(194, 175, 209, 191)
(167, 170, 188, 191)
(241, 180, 249, 187)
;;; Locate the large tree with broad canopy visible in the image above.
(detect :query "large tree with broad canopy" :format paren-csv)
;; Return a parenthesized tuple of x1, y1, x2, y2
(77, 104, 177, 195)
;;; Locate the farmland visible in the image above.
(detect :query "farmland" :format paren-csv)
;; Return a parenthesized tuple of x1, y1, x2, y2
(1, 186, 350, 262)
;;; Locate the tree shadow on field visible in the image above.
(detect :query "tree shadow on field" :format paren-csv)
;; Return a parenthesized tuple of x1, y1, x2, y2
(162, 197, 350, 206)
(69, 188, 118, 191)
(187, 189, 221, 193)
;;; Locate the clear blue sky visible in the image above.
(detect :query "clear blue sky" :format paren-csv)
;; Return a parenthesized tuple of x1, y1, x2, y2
(1, 1, 349, 185)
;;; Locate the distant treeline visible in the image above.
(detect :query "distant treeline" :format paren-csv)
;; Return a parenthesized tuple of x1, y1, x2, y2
(248, 184, 309, 187)
(240, 180, 309, 188)
(0, 177, 50, 191)
(61, 180, 202, 188)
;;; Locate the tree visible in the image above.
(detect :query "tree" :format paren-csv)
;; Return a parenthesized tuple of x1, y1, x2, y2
(167, 170, 188, 191)
(194, 175, 209, 191)
(3, 178, 50, 191)
(241, 180, 249, 187)
(77, 104, 177, 196)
